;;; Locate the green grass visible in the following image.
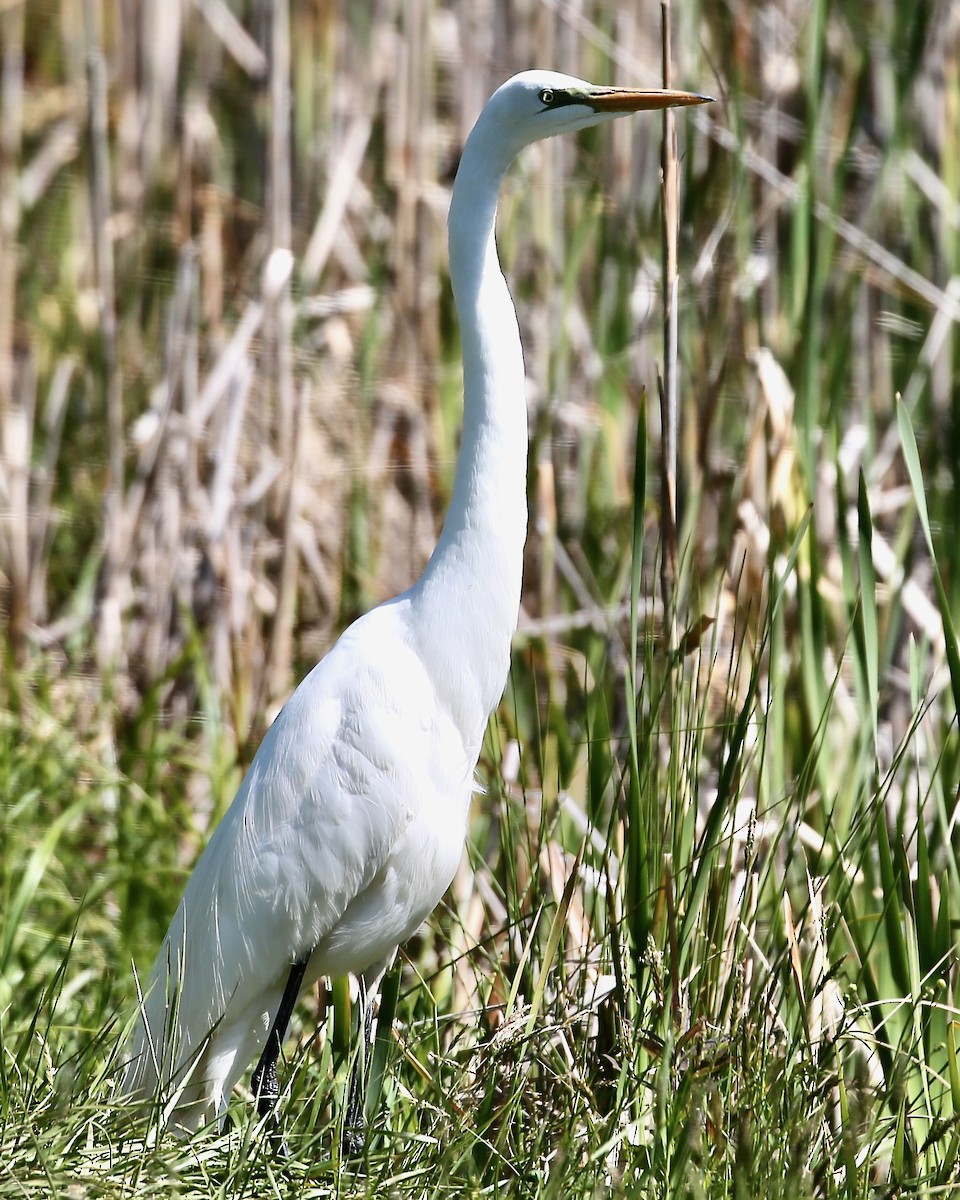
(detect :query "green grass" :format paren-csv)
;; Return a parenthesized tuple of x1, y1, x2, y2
(3, 421, 959, 1195)
(2, 0, 960, 1195)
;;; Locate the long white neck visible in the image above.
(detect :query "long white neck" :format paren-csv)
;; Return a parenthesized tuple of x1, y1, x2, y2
(409, 121, 528, 749)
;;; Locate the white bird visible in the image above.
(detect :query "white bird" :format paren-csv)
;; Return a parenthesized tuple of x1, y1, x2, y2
(122, 69, 709, 1153)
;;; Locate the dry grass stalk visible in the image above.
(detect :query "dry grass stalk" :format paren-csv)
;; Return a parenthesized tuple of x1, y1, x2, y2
(0, 0, 24, 422)
(658, 0, 680, 637)
(83, 0, 124, 671)
(264, 0, 298, 705)
(0, 0, 25, 656)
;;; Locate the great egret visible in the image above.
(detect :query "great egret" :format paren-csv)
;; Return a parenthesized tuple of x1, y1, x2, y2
(122, 69, 709, 1153)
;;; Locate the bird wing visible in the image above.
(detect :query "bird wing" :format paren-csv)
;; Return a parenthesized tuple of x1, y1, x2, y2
(125, 602, 450, 1100)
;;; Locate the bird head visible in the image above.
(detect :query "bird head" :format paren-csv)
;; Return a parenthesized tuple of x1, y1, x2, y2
(480, 70, 712, 152)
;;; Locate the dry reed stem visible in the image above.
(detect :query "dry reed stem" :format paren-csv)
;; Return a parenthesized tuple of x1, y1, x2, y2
(0, 0, 23, 420)
(659, 0, 679, 642)
(264, 0, 298, 705)
(83, 0, 124, 670)
(27, 359, 73, 622)
(4, 354, 32, 661)
(197, 0, 268, 78)
(0, 0, 25, 655)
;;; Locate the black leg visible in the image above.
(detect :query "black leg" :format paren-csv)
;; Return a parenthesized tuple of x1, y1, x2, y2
(341, 975, 374, 1156)
(251, 956, 308, 1154)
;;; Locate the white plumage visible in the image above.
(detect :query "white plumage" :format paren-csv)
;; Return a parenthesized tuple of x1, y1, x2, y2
(125, 604, 477, 1130)
(122, 69, 709, 1146)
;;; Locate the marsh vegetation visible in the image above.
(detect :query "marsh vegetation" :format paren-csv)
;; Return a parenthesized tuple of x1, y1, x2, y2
(1, 0, 959, 1195)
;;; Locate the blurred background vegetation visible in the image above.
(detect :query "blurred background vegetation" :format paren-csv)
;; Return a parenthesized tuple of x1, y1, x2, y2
(1, 0, 959, 1195)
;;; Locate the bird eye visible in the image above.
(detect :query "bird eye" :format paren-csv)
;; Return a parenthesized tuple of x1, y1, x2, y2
(539, 88, 555, 106)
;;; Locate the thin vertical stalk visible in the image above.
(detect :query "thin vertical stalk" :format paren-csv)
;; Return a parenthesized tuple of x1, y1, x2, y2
(264, 0, 297, 703)
(27, 360, 74, 622)
(5, 358, 34, 663)
(267, 378, 307, 707)
(267, 0, 294, 465)
(657, 2, 685, 1014)
(0, 0, 25, 657)
(84, 0, 125, 669)
(0, 0, 24, 422)
(659, 0, 679, 646)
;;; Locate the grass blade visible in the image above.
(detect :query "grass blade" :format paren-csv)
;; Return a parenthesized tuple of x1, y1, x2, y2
(897, 398, 960, 716)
